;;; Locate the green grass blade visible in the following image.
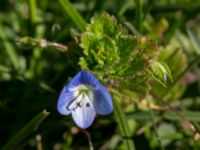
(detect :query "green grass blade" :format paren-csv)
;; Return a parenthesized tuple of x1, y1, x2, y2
(0, 23, 20, 70)
(58, 0, 86, 31)
(2, 110, 50, 150)
(187, 28, 200, 54)
(113, 97, 135, 150)
(134, 0, 142, 33)
(118, 0, 133, 17)
(28, 0, 37, 23)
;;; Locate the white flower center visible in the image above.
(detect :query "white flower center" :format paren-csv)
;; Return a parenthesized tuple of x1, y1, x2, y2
(67, 84, 93, 112)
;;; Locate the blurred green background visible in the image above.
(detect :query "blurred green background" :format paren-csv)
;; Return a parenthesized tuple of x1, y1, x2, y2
(1, 0, 200, 149)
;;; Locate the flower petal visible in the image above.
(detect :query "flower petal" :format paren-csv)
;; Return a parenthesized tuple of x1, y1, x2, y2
(67, 71, 99, 89)
(93, 85, 113, 115)
(71, 94, 96, 129)
(57, 86, 75, 115)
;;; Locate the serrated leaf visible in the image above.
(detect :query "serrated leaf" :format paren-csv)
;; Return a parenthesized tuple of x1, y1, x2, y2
(79, 12, 170, 99)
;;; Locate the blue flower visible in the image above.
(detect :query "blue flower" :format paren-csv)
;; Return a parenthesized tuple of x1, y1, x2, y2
(57, 70, 113, 129)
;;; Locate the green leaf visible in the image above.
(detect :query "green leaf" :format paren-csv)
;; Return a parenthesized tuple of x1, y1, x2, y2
(2, 110, 50, 150)
(80, 12, 167, 99)
(157, 123, 180, 146)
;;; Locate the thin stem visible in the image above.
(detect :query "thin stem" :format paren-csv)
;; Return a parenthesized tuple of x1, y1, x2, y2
(36, 134, 43, 150)
(81, 129, 94, 150)
(147, 98, 165, 150)
(112, 95, 136, 150)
